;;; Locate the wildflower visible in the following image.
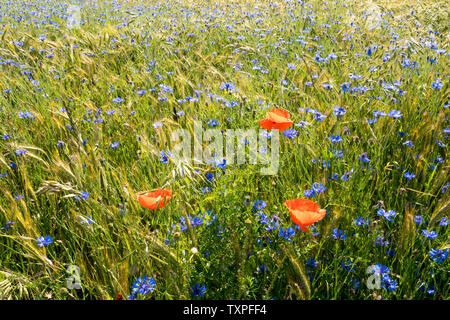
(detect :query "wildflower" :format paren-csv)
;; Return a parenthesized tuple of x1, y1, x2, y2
(358, 152, 370, 164)
(388, 110, 403, 119)
(259, 108, 293, 131)
(284, 199, 326, 232)
(137, 189, 172, 209)
(355, 217, 370, 227)
(112, 97, 124, 103)
(333, 106, 346, 117)
(36, 236, 53, 247)
(329, 135, 342, 143)
(258, 265, 269, 274)
(14, 149, 27, 156)
(189, 284, 206, 297)
(377, 209, 397, 222)
(282, 128, 298, 139)
(421, 230, 438, 239)
(431, 79, 443, 90)
(252, 200, 267, 212)
(374, 236, 389, 247)
(110, 141, 120, 148)
(306, 259, 319, 268)
(303, 189, 316, 198)
(2, 221, 14, 232)
(207, 119, 220, 127)
(341, 260, 355, 272)
(311, 183, 326, 194)
(332, 228, 347, 240)
(350, 278, 360, 290)
(341, 169, 354, 181)
(278, 226, 296, 240)
(404, 172, 416, 180)
(159, 150, 173, 164)
(413, 215, 425, 225)
(429, 249, 449, 263)
(74, 191, 89, 201)
(219, 82, 235, 91)
(130, 276, 156, 297)
(439, 217, 449, 226)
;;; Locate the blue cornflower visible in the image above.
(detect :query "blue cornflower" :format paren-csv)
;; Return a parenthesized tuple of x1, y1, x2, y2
(402, 140, 414, 147)
(341, 260, 355, 272)
(253, 200, 267, 212)
(74, 191, 89, 201)
(283, 129, 298, 139)
(374, 236, 389, 247)
(311, 183, 326, 193)
(258, 265, 269, 274)
(159, 84, 173, 93)
(429, 249, 449, 263)
(377, 209, 397, 222)
(358, 152, 370, 164)
(189, 284, 206, 297)
(404, 172, 416, 179)
(110, 141, 120, 148)
(350, 278, 360, 290)
(388, 110, 403, 119)
(332, 228, 347, 240)
(219, 82, 235, 91)
(159, 150, 173, 164)
(355, 217, 370, 227)
(207, 119, 220, 127)
(303, 189, 316, 198)
(431, 79, 443, 90)
(278, 226, 295, 240)
(130, 276, 156, 296)
(287, 63, 296, 70)
(341, 169, 354, 181)
(112, 97, 124, 103)
(189, 216, 204, 226)
(333, 106, 346, 117)
(18, 111, 36, 119)
(329, 135, 342, 143)
(439, 217, 449, 226)
(14, 149, 27, 156)
(306, 259, 319, 268)
(36, 236, 53, 247)
(2, 221, 15, 231)
(413, 215, 425, 225)
(421, 230, 438, 239)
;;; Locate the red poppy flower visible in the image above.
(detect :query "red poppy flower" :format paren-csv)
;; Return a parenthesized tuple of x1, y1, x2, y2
(259, 108, 293, 131)
(284, 198, 326, 232)
(137, 189, 172, 209)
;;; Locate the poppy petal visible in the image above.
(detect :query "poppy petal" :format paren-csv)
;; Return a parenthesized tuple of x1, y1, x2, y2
(270, 108, 291, 119)
(271, 120, 293, 131)
(259, 118, 275, 130)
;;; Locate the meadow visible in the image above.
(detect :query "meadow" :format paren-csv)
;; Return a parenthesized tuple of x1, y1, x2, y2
(0, 0, 448, 300)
